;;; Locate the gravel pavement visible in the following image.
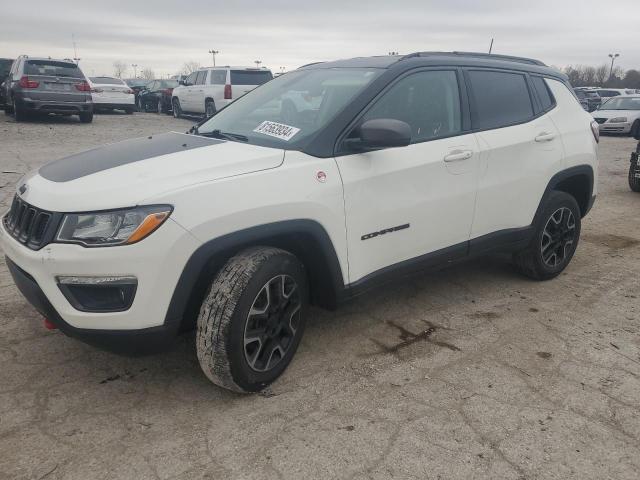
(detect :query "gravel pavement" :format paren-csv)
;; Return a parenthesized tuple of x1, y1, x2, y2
(0, 111, 639, 480)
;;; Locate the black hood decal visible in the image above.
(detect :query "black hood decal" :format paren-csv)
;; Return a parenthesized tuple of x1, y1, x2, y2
(39, 132, 224, 182)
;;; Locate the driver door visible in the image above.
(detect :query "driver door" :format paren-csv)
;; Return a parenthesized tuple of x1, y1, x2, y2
(335, 69, 480, 284)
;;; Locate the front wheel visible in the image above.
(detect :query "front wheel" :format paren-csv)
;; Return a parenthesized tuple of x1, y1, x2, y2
(172, 98, 182, 118)
(631, 120, 640, 139)
(513, 191, 581, 280)
(205, 99, 216, 117)
(196, 247, 308, 393)
(630, 152, 640, 192)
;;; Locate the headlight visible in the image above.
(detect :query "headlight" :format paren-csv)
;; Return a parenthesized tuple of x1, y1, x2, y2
(608, 117, 628, 123)
(55, 205, 172, 247)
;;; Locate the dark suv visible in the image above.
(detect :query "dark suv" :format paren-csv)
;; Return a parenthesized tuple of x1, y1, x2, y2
(3, 56, 93, 122)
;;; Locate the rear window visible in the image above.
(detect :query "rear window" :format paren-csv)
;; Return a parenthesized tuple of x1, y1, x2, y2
(468, 70, 534, 130)
(24, 60, 83, 78)
(230, 70, 273, 86)
(90, 77, 124, 85)
(531, 76, 554, 111)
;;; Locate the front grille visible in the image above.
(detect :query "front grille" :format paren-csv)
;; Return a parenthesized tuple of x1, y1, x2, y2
(3, 195, 58, 250)
(594, 118, 607, 124)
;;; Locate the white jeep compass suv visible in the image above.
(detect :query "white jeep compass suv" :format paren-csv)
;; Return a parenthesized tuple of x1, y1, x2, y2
(1, 52, 599, 392)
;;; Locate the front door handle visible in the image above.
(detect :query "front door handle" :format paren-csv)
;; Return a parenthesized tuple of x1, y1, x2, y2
(535, 132, 556, 142)
(444, 150, 473, 162)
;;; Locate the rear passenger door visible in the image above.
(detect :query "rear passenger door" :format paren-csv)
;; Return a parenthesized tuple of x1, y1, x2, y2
(336, 69, 480, 284)
(191, 70, 208, 113)
(466, 69, 563, 240)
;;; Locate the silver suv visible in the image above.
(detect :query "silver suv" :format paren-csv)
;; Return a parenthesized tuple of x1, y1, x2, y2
(3, 55, 93, 123)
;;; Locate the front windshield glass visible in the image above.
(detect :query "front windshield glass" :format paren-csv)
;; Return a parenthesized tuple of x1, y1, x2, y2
(196, 68, 382, 149)
(600, 97, 640, 110)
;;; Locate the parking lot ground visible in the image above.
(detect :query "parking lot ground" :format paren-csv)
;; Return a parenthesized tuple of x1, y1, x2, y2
(1, 112, 639, 480)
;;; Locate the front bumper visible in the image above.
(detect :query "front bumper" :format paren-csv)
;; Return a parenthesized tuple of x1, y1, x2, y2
(0, 215, 201, 351)
(5, 257, 177, 355)
(599, 122, 632, 134)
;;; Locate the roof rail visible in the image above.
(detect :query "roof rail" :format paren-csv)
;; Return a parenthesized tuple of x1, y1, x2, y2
(399, 51, 546, 66)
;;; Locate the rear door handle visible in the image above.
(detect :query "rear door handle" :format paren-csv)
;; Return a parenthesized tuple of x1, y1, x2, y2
(444, 150, 473, 162)
(535, 132, 556, 142)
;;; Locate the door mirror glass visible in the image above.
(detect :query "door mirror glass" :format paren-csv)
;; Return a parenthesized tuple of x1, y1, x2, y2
(358, 118, 412, 149)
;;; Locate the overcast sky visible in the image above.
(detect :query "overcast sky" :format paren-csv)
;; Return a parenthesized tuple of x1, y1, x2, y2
(2, 0, 638, 78)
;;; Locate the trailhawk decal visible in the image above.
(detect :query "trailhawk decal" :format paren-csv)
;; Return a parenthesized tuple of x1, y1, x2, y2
(361, 224, 410, 241)
(253, 121, 300, 141)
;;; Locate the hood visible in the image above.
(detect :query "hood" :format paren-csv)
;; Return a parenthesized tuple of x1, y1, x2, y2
(592, 109, 640, 120)
(20, 132, 284, 212)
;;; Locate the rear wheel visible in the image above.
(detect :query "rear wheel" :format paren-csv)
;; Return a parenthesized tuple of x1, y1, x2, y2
(196, 247, 308, 392)
(13, 98, 27, 122)
(79, 111, 93, 123)
(172, 98, 182, 118)
(205, 99, 216, 117)
(630, 153, 640, 192)
(513, 191, 581, 280)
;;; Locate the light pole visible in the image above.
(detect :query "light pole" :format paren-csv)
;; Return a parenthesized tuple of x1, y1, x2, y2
(131, 64, 138, 78)
(608, 53, 620, 82)
(208, 49, 219, 67)
(254, 60, 262, 68)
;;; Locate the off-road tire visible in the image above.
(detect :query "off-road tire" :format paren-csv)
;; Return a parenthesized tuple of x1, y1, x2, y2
(196, 247, 308, 393)
(172, 98, 182, 118)
(513, 191, 581, 281)
(630, 152, 640, 192)
(79, 111, 93, 123)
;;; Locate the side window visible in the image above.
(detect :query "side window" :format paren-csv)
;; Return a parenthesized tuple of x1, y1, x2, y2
(531, 76, 555, 111)
(195, 71, 207, 85)
(360, 70, 462, 143)
(148, 81, 156, 91)
(468, 70, 534, 130)
(210, 70, 227, 85)
(186, 72, 197, 85)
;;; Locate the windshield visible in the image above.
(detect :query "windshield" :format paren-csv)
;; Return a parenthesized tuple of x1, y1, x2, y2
(197, 68, 382, 149)
(600, 97, 640, 110)
(125, 79, 149, 87)
(25, 60, 83, 78)
(158, 80, 178, 88)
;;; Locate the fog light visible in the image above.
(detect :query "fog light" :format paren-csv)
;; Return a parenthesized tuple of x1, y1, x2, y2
(56, 276, 137, 313)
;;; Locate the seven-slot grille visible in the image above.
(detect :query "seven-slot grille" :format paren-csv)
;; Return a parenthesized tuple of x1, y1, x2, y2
(594, 118, 607, 124)
(3, 195, 54, 250)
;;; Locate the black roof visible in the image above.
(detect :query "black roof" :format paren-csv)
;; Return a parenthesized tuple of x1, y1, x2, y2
(300, 51, 564, 79)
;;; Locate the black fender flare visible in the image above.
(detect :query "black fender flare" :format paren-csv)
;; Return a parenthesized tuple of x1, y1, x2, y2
(534, 164, 595, 221)
(164, 220, 346, 330)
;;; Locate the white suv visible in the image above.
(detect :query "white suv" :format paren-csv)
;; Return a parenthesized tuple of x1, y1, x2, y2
(171, 66, 273, 117)
(1, 52, 599, 393)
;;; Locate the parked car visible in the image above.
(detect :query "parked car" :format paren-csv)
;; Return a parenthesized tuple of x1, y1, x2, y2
(0, 58, 13, 109)
(596, 88, 637, 101)
(2, 55, 93, 122)
(125, 78, 151, 104)
(1, 52, 598, 392)
(136, 79, 179, 113)
(592, 95, 640, 135)
(88, 77, 135, 114)
(171, 66, 273, 118)
(573, 88, 600, 112)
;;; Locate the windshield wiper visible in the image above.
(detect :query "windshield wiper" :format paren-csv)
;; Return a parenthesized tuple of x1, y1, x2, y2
(198, 129, 249, 142)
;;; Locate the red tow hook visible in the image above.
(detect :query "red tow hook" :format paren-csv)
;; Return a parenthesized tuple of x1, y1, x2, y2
(43, 318, 58, 330)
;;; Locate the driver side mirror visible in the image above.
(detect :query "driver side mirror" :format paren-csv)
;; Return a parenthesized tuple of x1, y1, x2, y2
(354, 118, 412, 151)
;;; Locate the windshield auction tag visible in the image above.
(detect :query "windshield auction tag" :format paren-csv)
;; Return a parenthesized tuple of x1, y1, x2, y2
(253, 121, 300, 141)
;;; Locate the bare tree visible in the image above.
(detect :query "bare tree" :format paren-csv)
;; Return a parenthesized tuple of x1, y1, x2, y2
(580, 66, 596, 86)
(141, 68, 155, 80)
(113, 61, 128, 79)
(181, 61, 201, 75)
(594, 64, 608, 85)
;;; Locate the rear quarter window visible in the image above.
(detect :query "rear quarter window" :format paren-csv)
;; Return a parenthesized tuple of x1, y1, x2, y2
(468, 70, 534, 130)
(230, 70, 273, 86)
(24, 60, 83, 78)
(209, 71, 227, 85)
(531, 76, 555, 111)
